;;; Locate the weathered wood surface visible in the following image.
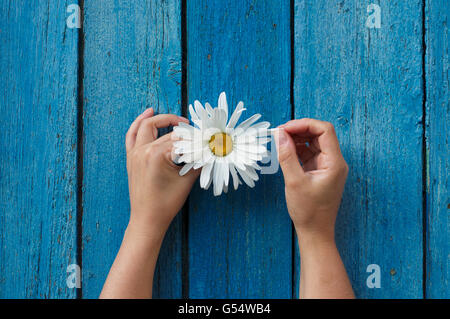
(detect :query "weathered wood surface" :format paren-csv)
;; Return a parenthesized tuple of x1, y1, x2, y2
(81, 1, 183, 298)
(187, 0, 293, 298)
(425, 0, 449, 299)
(0, 0, 79, 298)
(0, 0, 448, 299)
(294, 0, 425, 298)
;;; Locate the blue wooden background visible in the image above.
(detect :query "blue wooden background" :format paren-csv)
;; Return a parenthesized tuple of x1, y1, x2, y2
(0, 0, 448, 298)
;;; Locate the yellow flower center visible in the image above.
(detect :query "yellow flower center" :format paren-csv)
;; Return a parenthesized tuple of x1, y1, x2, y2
(209, 132, 233, 157)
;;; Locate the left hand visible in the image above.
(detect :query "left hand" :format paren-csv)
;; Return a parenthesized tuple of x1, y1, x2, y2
(125, 108, 200, 236)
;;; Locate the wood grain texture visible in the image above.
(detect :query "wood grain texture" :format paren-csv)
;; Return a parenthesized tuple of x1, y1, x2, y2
(82, 0, 183, 298)
(1, 0, 448, 299)
(0, 1, 79, 298)
(187, 0, 293, 298)
(294, 0, 424, 298)
(425, 0, 449, 299)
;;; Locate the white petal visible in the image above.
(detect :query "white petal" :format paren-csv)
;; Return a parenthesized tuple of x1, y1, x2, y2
(261, 151, 271, 163)
(193, 148, 212, 169)
(205, 102, 214, 116)
(194, 100, 207, 119)
(235, 151, 263, 162)
(189, 104, 200, 122)
(235, 144, 267, 154)
(257, 137, 271, 144)
(200, 148, 214, 163)
(173, 129, 193, 140)
(215, 160, 229, 188)
(222, 161, 229, 187)
(204, 126, 221, 138)
(236, 113, 261, 130)
(231, 127, 245, 137)
(193, 150, 209, 168)
(200, 161, 214, 188)
(175, 142, 205, 155)
(244, 166, 259, 181)
(205, 173, 213, 190)
(235, 150, 257, 166)
(187, 104, 203, 128)
(172, 154, 182, 164)
(213, 108, 227, 131)
(213, 162, 224, 196)
(236, 167, 255, 188)
(174, 140, 201, 149)
(235, 134, 257, 145)
(227, 101, 245, 129)
(173, 148, 184, 155)
(193, 162, 204, 169)
(256, 129, 271, 137)
(234, 148, 266, 160)
(177, 153, 192, 163)
(178, 151, 201, 163)
(173, 123, 196, 138)
(249, 121, 270, 130)
(229, 163, 240, 190)
(194, 101, 208, 129)
(177, 122, 196, 131)
(241, 127, 270, 140)
(179, 163, 194, 176)
(230, 153, 248, 170)
(218, 92, 228, 119)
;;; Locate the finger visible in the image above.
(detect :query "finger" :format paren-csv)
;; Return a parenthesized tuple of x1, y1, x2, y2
(282, 118, 342, 159)
(135, 114, 189, 147)
(150, 132, 182, 165)
(126, 108, 154, 152)
(159, 137, 201, 180)
(152, 131, 180, 149)
(273, 128, 305, 186)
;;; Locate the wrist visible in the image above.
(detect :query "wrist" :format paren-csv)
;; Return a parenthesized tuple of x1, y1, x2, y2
(126, 218, 168, 246)
(295, 227, 335, 249)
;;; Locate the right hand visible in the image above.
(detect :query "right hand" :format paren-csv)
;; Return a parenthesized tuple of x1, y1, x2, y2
(274, 119, 349, 241)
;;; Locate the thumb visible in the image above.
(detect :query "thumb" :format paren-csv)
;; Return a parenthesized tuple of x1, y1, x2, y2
(274, 128, 304, 185)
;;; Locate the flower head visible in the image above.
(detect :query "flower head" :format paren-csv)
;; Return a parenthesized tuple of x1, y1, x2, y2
(173, 92, 271, 196)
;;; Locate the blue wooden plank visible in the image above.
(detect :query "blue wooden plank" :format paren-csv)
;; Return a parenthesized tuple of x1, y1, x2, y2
(0, 1, 79, 298)
(187, 0, 292, 298)
(82, 1, 183, 298)
(294, 0, 424, 298)
(293, 233, 300, 298)
(425, 0, 449, 299)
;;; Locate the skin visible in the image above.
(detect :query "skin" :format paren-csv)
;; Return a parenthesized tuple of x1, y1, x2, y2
(275, 119, 354, 299)
(100, 108, 199, 299)
(100, 110, 354, 299)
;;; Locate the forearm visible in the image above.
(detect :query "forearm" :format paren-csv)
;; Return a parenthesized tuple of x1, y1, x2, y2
(298, 231, 354, 299)
(100, 221, 165, 299)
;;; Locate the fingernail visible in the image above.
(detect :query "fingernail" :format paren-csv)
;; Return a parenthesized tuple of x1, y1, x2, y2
(143, 108, 153, 116)
(178, 116, 189, 122)
(277, 128, 288, 146)
(274, 128, 288, 149)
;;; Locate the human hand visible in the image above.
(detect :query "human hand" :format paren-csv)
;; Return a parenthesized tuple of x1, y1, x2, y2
(274, 119, 348, 241)
(125, 108, 200, 237)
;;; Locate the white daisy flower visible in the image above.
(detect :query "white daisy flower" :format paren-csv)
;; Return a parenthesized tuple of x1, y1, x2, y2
(173, 92, 271, 196)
